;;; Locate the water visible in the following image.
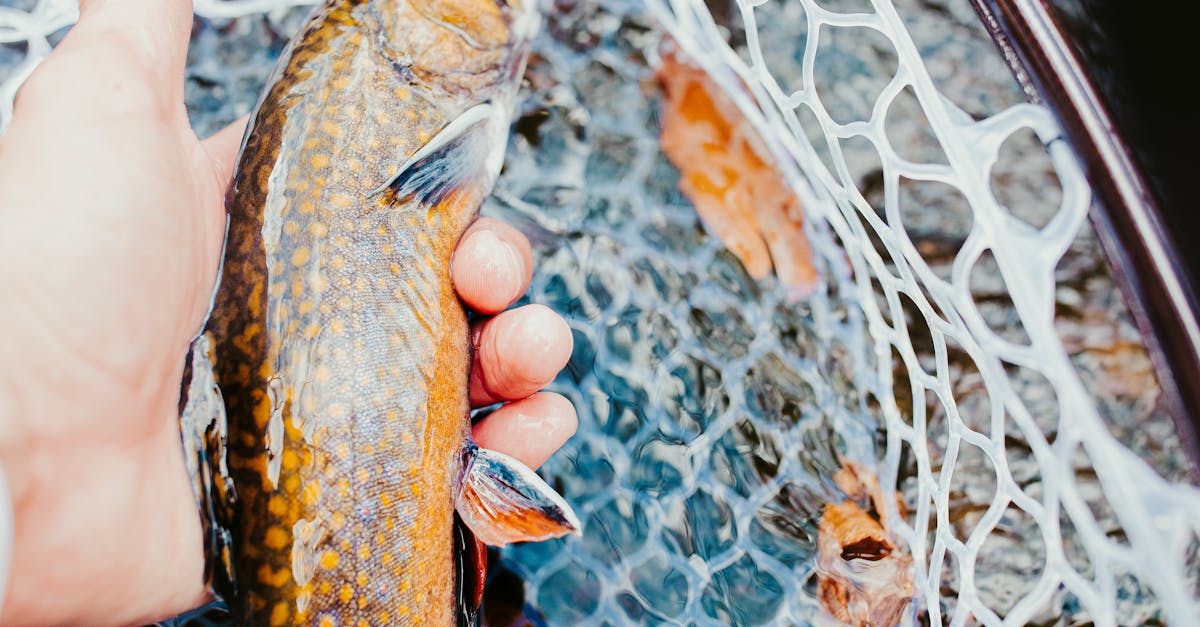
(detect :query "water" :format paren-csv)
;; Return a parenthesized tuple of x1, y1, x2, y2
(2, 0, 1195, 624)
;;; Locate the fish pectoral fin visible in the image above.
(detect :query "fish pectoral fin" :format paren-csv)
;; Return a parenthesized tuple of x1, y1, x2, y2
(455, 445, 581, 547)
(369, 102, 503, 206)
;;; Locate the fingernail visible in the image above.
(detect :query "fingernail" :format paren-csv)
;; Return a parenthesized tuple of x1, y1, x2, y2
(472, 229, 525, 303)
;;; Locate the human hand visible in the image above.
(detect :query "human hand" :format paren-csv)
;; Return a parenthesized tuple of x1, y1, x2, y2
(0, 1, 576, 624)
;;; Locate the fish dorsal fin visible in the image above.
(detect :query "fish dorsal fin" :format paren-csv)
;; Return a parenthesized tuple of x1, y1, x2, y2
(456, 446, 581, 547)
(369, 102, 503, 206)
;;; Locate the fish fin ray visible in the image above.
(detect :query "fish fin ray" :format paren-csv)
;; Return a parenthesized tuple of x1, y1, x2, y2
(369, 102, 502, 206)
(455, 445, 581, 547)
(178, 332, 238, 601)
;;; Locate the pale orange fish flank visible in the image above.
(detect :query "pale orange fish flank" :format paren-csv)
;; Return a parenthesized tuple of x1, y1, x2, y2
(657, 45, 817, 293)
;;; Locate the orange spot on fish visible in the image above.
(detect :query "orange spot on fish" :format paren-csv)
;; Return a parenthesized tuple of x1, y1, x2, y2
(269, 601, 290, 626)
(331, 193, 353, 208)
(320, 550, 340, 570)
(264, 527, 289, 550)
(257, 564, 291, 589)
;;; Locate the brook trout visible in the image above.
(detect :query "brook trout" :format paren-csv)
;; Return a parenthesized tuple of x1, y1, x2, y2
(179, 0, 579, 623)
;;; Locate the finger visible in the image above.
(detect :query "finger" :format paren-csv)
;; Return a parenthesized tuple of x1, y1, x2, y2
(472, 392, 578, 469)
(469, 304, 573, 406)
(200, 114, 250, 191)
(451, 217, 533, 315)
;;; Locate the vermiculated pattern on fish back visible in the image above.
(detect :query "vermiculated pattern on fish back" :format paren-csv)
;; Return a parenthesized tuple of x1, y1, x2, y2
(203, 2, 512, 623)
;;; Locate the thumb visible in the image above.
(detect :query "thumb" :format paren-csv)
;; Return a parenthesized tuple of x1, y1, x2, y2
(67, 0, 195, 95)
(201, 114, 250, 192)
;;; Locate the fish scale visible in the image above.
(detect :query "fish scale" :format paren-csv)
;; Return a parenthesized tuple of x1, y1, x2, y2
(178, 0, 578, 624)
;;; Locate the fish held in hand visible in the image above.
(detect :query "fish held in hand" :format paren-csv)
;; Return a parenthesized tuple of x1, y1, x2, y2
(178, 0, 578, 624)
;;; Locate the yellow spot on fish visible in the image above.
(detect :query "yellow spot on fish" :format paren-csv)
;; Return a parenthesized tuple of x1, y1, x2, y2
(379, 492, 392, 508)
(270, 601, 290, 626)
(380, 611, 391, 623)
(283, 474, 300, 494)
(338, 478, 350, 498)
(303, 481, 322, 506)
(311, 154, 330, 168)
(310, 222, 328, 237)
(312, 274, 329, 292)
(347, 159, 362, 172)
(401, 431, 413, 445)
(358, 544, 371, 561)
(385, 517, 394, 531)
(298, 300, 313, 314)
(356, 572, 368, 587)
(292, 247, 310, 266)
(399, 605, 410, 616)
(330, 318, 347, 335)
(356, 467, 370, 484)
(331, 256, 346, 270)
(258, 564, 291, 588)
(321, 119, 344, 138)
(417, 130, 432, 143)
(357, 596, 368, 610)
(410, 483, 421, 497)
(314, 364, 332, 383)
(339, 584, 354, 604)
(382, 552, 393, 565)
(299, 200, 315, 214)
(332, 511, 347, 530)
(268, 495, 288, 516)
(356, 619, 368, 627)
(394, 87, 410, 100)
(321, 550, 340, 570)
(319, 616, 334, 627)
(304, 322, 321, 339)
(284, 220, 299, 235)
(264, 526, 288, 550)
(331, 193, 353, 208)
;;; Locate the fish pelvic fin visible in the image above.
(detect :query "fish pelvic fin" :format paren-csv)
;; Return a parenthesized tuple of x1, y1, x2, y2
(454, 513, 487, 626)
(178, 332, 238, 601)
(455, 444, 581, 547)
(368, 102, 507, 207)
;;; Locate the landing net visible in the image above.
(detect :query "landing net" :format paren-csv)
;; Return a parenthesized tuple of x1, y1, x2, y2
(2, 0, 1197, 625)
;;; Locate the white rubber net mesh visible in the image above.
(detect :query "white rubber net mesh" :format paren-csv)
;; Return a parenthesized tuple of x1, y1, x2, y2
(3, 0, 1199, 625)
